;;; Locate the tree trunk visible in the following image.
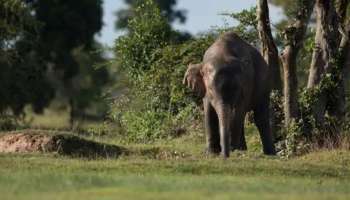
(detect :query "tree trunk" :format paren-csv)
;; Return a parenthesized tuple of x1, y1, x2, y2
(334, 0, 350, 119)
(281, 46, 299, 125)
(256, 0, 283, 138)
(69, 98, 75, 129)
(280, 0, 315, 126)
(341, 22, 350, 81)
(257, 0, 282, 92)
(307, 0, 348, 125)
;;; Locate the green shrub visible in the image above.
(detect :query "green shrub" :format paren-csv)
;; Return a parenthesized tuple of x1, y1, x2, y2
(111, 0, 219, 142)
(114, 0, 173, 80)
(0, 113, 20, 131)
(112, 35, 214, 142)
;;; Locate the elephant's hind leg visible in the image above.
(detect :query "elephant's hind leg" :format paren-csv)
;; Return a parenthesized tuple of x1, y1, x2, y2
(204, 98, 221, 154)
(253, 100, 276, 155)
(231, 112, 247, 151)
(239, 125, 247, 150)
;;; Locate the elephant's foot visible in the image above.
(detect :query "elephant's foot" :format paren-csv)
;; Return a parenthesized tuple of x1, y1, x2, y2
(230, 131, 247, 151)
(231, 142, 247, 151)
(263, 146, 276, 155)
(205, 146, 221, 155)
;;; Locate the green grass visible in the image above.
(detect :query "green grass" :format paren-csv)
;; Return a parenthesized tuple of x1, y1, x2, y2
(3, 110, 350, 200)
(1, 132, 350, 200)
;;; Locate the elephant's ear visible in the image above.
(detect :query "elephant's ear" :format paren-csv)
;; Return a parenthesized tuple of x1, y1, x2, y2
(183, 63, 206, 98)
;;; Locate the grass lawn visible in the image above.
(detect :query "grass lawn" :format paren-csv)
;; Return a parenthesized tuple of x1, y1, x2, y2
(1, 130, 350, 200)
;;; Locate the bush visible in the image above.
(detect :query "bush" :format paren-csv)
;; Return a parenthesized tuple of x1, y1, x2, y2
(276, 85, 350, 157)
(113, 34, 215, 142)
(111, 0, 218, 142)
(114, 0, 173, 80)
(0, 114, 19, 131)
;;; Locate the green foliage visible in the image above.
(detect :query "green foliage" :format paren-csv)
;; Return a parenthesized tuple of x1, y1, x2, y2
(0, 114, 20, 131)
(115, 0, 186, 30)
(0, 0, 37, 43)
(0, 0, 55, 116)
(112, 0, 215, 142)
(33, 0, 107, 121)
(0, 0, 110, 130)
(222, 7, 259, 46)
(269, 90, 284, 140)
(276, 50, 350, 156)
(70, 44, 110, 119)
(115, 0, 173, 80)
(113, 35, 214, 142)
(276, 119, 311, 157)
(295, 29, 316, 87)
(269, 0, 301, 19)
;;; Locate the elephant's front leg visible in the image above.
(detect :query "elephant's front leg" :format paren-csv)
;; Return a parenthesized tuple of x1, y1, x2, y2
(203, 97, 220, 154)
(214, 103, 233, 158)
(231, 112, 247, 151)
(253, 99, 276, 155)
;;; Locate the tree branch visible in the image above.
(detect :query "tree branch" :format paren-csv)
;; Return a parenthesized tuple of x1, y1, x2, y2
(257, 0, 282, 91)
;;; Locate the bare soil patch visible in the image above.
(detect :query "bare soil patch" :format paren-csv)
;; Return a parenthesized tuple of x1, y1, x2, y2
(0, 130, 124, 158)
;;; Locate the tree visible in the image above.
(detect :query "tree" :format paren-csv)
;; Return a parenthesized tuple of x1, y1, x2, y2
(257, 0, 315, 126)
(0, 0, 55, 116)
(28, 0, 108, 125)
(31, 0, 103, 79)
(306, 0, 349, 129)
(115, 0, 186, 30)
(280, 0, 315, 126)
(1, 0, 109, 129)
(259, 0, 350, 144)
(257, 0, 282, 91)
(69, 44, 110, 123)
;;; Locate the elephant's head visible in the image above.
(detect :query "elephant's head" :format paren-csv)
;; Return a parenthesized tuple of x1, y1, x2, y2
(183, 63, 206, 98)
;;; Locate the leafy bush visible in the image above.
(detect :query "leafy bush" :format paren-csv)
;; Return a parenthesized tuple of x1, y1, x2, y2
(276, 71, 350, 156)
(112, 0, 217, 142)
(269, 90, 284, 141)
(0, 114, 19, 131)
(113, 34, 214, 142)
(114, 0, 173, 80)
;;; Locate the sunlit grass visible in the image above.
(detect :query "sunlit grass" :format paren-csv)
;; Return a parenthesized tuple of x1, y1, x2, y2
(1, 109, 349, 200)
(0, 136, 350, 200)
(1, 150, 350, 200)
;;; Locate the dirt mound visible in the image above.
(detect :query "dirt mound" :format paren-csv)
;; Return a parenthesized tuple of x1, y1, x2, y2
(0, 130, 124, 158)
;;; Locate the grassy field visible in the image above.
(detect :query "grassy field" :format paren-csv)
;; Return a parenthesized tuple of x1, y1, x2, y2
(1, 111, 349, 199)
(1, 129, 350, 200)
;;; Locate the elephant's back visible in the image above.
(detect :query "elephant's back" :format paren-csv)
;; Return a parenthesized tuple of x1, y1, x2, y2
(203, 32, 251, 63)
(221, 32, 271, 102)
(203, 31, 271, 110)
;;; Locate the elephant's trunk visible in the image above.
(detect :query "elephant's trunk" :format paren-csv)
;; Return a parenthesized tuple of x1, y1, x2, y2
(216, 104, 233, 158)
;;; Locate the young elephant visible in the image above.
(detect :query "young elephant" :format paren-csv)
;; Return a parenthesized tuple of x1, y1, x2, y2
(183, 32, 276, 158)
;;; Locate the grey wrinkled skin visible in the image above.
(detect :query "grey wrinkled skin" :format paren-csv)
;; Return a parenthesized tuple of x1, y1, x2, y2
(183, 32, 276, 158)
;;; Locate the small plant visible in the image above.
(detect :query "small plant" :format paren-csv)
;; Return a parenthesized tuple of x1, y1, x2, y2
(270, 90, 284, 141)
(0, 113, 20, 131)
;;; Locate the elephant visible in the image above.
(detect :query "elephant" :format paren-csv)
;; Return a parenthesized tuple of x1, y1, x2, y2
(183, 32, 276, 158)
